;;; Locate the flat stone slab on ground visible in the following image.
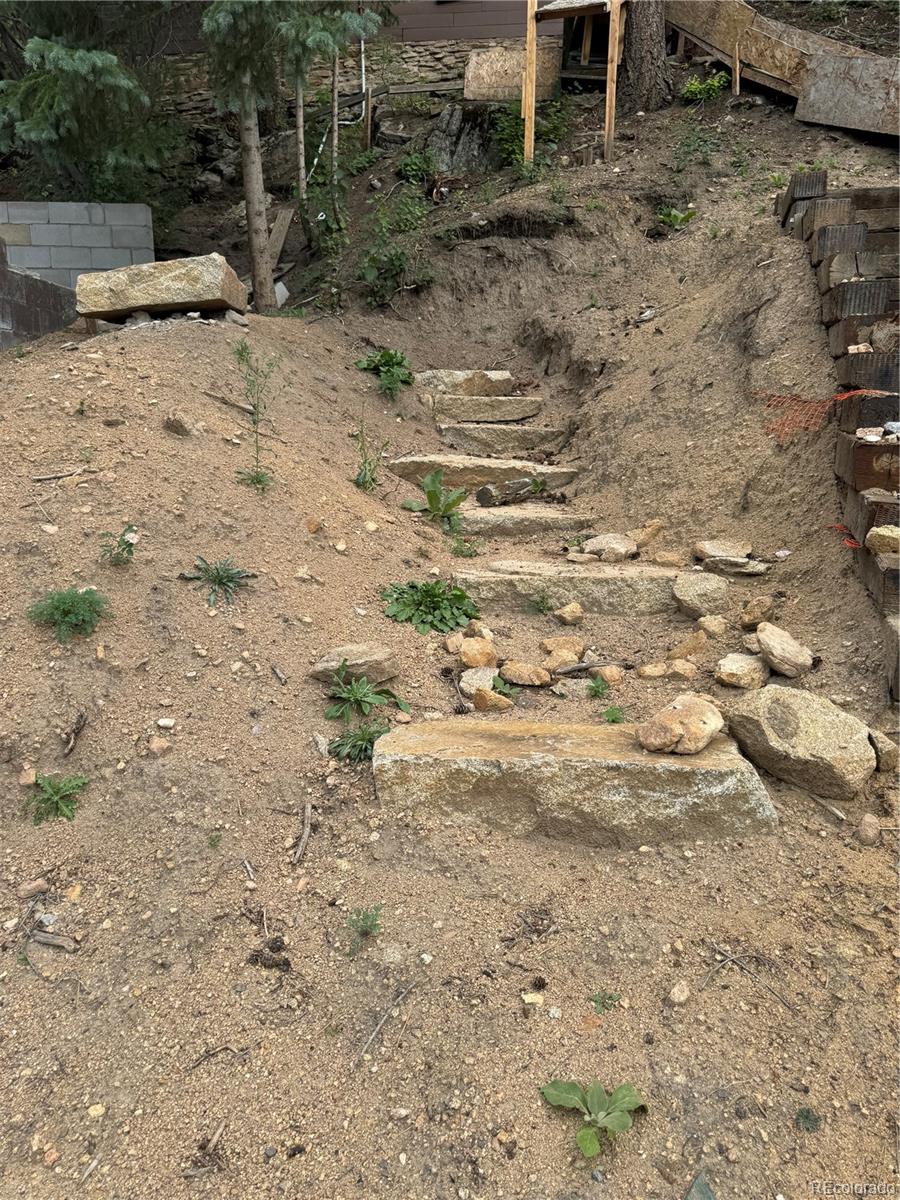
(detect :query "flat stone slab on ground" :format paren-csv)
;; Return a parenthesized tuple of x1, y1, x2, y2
(390, 453, 575, 491)
(76, 252, 247, 319)
(430, 394, 542, 423)
(455, 560, 680, 615)
(373, 719, 776, 845)
(438, 422, 566, 457)
(456, 505, 595, 538)
(416, 369, 513, 396)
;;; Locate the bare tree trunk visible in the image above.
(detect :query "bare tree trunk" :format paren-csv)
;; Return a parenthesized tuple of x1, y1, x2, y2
(622, 0, 671, 113)
(295, 75, 307, 206)
(330, 50, 339, 204)
(239, 69, 276, 312)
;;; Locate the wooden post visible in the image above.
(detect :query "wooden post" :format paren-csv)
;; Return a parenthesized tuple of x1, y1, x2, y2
(603, 0, 622, 162)
(581, 14, 594, 66)
(364, 85, 374, 150)
(523, 0, 538, 163)
(732, 40, 741, 95)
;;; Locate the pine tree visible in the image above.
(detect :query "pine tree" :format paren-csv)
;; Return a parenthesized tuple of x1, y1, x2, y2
(622, 0, 671, 113)
(202, 0, 282, 313)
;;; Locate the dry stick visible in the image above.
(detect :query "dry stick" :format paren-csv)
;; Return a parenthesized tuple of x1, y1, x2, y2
(705, 941, 797, 1012)
(292, 800, 312, 865)
(271, 664, 288, 686)
(357, 983, 415, 1063)
(63, 710, 87, 757)
(188, 1044, 242, 1072)
(31, 467, 84, 483)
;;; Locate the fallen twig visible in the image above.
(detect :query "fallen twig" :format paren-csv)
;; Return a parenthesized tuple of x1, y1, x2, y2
(271, 664, 288, 686)
(292, 800, 312, 865)
(31, 467, 84, 483)
(30, 930, 78, 953)
(357, 982, 415, 1063)
(62, 710, 87, 757)
(241, 858, 255, 882)
(703, 941, 796, 1012)
(188, 1043, 253, 1072)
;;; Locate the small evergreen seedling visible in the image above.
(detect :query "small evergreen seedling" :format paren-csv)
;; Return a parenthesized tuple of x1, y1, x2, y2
(530, 591, 555, 615)
(587, 677, 610, 699)
(27, 588, 111, 643)
(233, 338, 278, 492)
(795, 1107, 822, 1133)
(603, 706, 625, 724)
(382, 580, 479, 635)
(183, 556, 253, 606)
(401, 468, 467, 532)
(27, 774, 88, 824)
(346, 903, 383, 956)
(328, 723, 388, 764)
(352, 427, 387, 493)
(540, 1080, 646, 1158)
(325, 662, 410, 723)
(355, 349, 413, 400)
(99, 523, 138, 565)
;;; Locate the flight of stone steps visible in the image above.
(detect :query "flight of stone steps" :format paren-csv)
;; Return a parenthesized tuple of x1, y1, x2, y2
(379, 368, 778, 848)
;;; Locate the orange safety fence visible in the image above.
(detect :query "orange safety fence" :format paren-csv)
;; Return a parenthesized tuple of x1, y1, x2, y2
(752, 388, 893, 445)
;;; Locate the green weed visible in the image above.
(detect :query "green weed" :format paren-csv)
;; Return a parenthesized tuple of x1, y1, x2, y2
(382, 579, 479, 634)
(492, 675, 520, 700)
(540, 1080, 646, 1157)
(657, 206, 697, 231)
(183, 556, 253, 607)
(587, 677, 610, 700)
(530, 591, 555, 615)
(352, 427, 387, 493)
(27, 588, 111, 643)
(208, 831, 223, 850)
(355, 348, 413, 400)
(233, 338, 279, 493)
(680, 71, 729, 103)
(27, 774, 88, 824)
(589, 990, 621, 1014)
(795, 1107, 822, 1133)
(672, 122, 719, 172)
(450, 534, 481, 558)
(396, 149, 434, 184)
(325, 662, 410, 723)
(603, 706, 625, 724)
(401, 468, 467, 532)
(328, 723, 389, 764)
(347, 903, 383, 956)
(99, 523, 138, 566)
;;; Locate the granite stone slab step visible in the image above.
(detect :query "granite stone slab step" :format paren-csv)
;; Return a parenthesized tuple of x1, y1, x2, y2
(455, 560, 681, 614)
(416, 369, 513, 396)
(390, 454, 576, 492)
(372, 720, 776, 846)
(457, 504, 595, 538)
(431, 394, 543, 423)
(438, 422, 567, 457)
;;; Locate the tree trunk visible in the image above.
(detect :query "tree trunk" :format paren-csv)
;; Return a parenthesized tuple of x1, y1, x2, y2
(622, 0, 671, 113)
(330, 50, 339, 206)
(295, 75, 307, 206)
(239, 69, 276, 313)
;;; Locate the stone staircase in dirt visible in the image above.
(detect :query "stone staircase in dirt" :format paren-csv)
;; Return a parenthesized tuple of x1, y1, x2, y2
(379, 369, 779, 847)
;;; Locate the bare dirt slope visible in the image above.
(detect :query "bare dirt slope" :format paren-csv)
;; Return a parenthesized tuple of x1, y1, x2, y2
(1, 95, 897, 1200)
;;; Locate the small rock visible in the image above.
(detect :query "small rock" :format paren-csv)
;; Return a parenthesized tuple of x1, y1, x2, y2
(163, 411, 192, 437)
(17, 877, 50, 899)
(627, 518, 664, 547)
(224, 309, 250, 327)
(855, 813, 881, 846)
(458, 637, 497, 669)
(40, 523, 59, 534)
(742, 633, 761, 654)
(715, 653, 769, 690)
(333, 540, 347, 554)
(868, 728, 899, 774)
(473, 688, 514, 712)
(465, 619, 494, 641)
(652, 549, 690, 567)
(704, 556, 771, 577)
(126, 310, 152, 326)
(553, 601, 584, 626)
(157, 717, 176, 729)
(500, 661, 552, 687)
(865, 525, 900, 555)
(673, 572, 729, 618)
(364, 520, 379, 533)
(637, 693, 724, 755)
(310, 644, 398, 684)
(637, 661, 669, 678)
(740, 595, 775, 629)
(87, 1104, 106, 1119)
(694, 538, 751, 560)
(148, 736, 171, 757)
(756, 622, 813, 678)
(540, 635, 584, 657)
(667, 629, 707, 660)
(567, 551, 600, 564)
(697, 615, 727, 637)
(667, 980, 690, 1006)
(459, 666, 497, 698)
(668, 659, 699, 680)
(542, 647, 580, 673)
(593, 664, 625, 685)
(18, 766, 36, 787)
(445, 631, 465, 654)
(582, 533, 638, 562)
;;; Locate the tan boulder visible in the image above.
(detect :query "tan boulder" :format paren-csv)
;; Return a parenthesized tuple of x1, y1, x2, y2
(740, 595, 775, 629)
(553, 602, 584, 626)
(591, 664, 625, 685)
(855, 813, 881, 846)
(543, 648, 581, 674)
(459, 667, 497, 698)
(500, 661, 552, 687)
(444, 631, 465, 654)
(668, 659, 699, 680)
(693, 538, 752, 561)
(567, 551, 600, 564)
(582, 533, 638, 563)
(673, 572, 729, 618)
(311, 643, 398, 684)
(869, 728, 899, 774)
(715, 653, 769, 690)
(667, 629, 708, 660)
(540, 635, 585, 657)
(76, 252, 247, 319)
(652, 549, 690, 567)
(756, 623, 813, 678)
(472, 688, 514, 712)
(865, 525, 900, 554)
(636, 693, 725, 755)
(459, 637, 497, 669)
(464, 619, 495, 642)
(627, 518, 665, 548)
(698, 615, 728, 637)
(637, 661, 670, 678)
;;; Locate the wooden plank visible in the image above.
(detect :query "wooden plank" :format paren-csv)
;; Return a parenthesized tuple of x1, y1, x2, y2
(810, 223, 867, 267)
(603, 0, 622, 162)
(819, 185, 899, 209)
(817, 249, 899, 292)
(865, 230, 899, 252)
(800, 197, 853, 242)
(843, 487, 900, 543)
(854, 549, 900, 615)
(854, 207, 900, 234)
(795, 52, 899, 137)
(581, 13, 594, 64)
(837, 353, 899, 393)
(828, 316, 897, 357)
(267, 208, 293, 268)
(834, 432, 900, 492)
(816, 251, 861, 292)
(785, 199, 811, 238)
(838, 391, 899, 434)
(857, 251, 900, 279)
(523, 0, 538, 162)
(823, 280, 899, 325)
(777, 169, 828, 223)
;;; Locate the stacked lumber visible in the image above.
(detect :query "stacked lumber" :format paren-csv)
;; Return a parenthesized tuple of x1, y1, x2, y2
(775, 170, 899, 695)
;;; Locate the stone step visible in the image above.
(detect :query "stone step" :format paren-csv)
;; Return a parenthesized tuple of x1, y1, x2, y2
(373, 720, 776, 846)
(438, 422, 567, 457)
(431, 394, 543, 424)
(455, 560, 681, 614)
(390, 454, 576, 492)
(416, 369, 513, 396)
(457, 504, 595, 538)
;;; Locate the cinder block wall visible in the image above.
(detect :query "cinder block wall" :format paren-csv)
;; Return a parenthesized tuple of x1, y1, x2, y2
(0, 201, 154, 290)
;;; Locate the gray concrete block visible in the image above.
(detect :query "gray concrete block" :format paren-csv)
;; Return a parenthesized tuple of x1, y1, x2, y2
(112, 225, 154, 249)
(130, 248, 155, 265)
(7, 245, 52, 268)
(70, 224, 113, 247)
(8, 201, 49, 223)
(88, 248, 133, 270)
(48, 201, 92, 224)
(102, 203, 151, 226)
(30, 224, 73, 246)
(0, 202, 7, 223)
(87, 202, 107, 225)
(0, 223, 31, 246)
(34, 268, 73, 287)
(50, 246, 94, 269)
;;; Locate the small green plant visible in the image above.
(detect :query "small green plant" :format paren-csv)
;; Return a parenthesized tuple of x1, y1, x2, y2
(382, 580, 479, 635)
(589, 990, 621, 1014)
(75, 396, 87, 417)
(99, 523, 138, 565)
(346, 147, 382, 176)
(603, 706, 625, 724)
(346, 903, 383, 956)
(492, 675, 520, 700)
(530, 591, 555, 615)
(183, 556, 252, 607)
(540, 1080, 646, 1158)
(450, 534, 481, 558)
(657, 206, 697, 231)
(325, 662, 410, 723)
(672, 121, 719, 172)
(355, 348, 413, 400)
(233, 338, 279, 493)
(587, 677, 610, 700)
(548, 178, 568, 206)
(401, 468, 467, 532)
(680, 71, 730, 103)
(795, 1107, 822, 1133)
(208, 831, 223, 850)
(27, 587, 111, 643)
(27, 774, 88, 824)
(397, 149, 434, 184)
(328, 722, 389, 764)
(529, 477, 547, 495)
(769, 170, 787, 187)
(352, 427, 387, 493)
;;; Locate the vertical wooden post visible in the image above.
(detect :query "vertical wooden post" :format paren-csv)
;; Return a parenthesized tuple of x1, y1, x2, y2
(364, 85, 374, 149)
(732, 41, 741, 95)
(523, 0, 538, 163)
(603, 0, 622, 162)
(580, 14, 594, 65)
